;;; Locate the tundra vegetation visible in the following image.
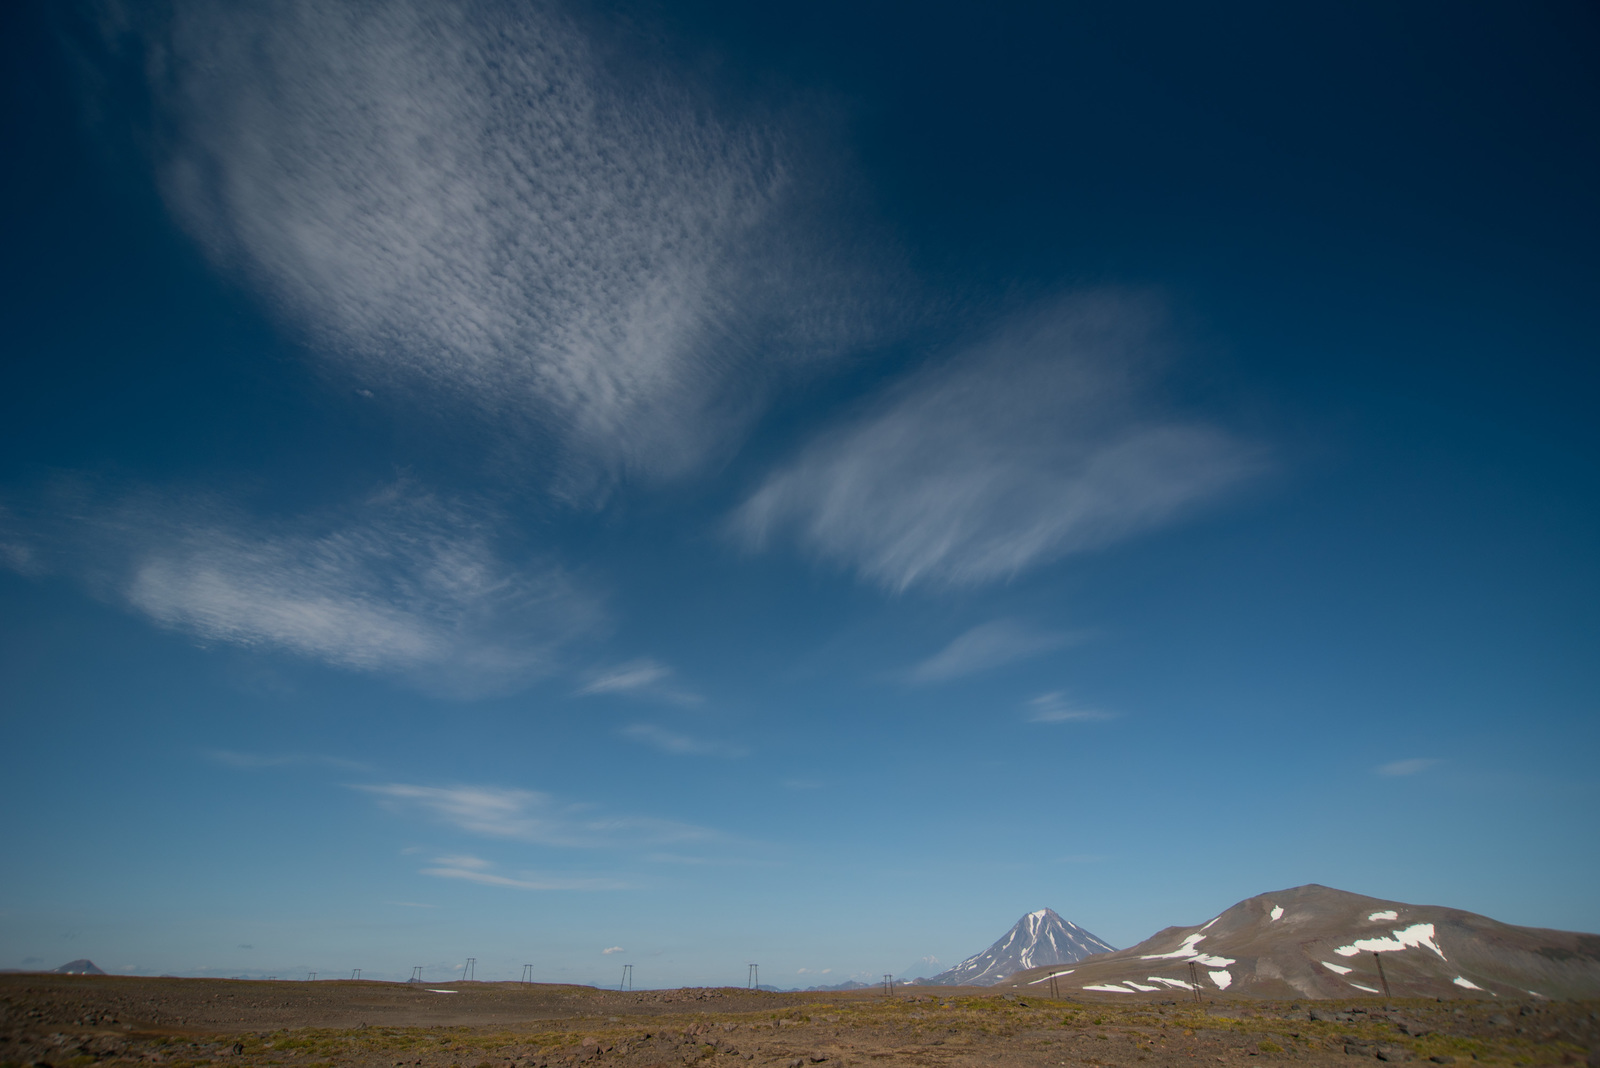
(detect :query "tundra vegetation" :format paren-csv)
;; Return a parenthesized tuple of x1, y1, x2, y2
(1, 975, 1593, 1068)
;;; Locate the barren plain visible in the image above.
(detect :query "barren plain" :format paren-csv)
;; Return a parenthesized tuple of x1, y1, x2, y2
(2, 975, 1595, 1068)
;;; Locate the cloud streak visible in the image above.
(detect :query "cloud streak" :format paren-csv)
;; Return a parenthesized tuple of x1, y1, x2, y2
(2, 481, 600, 696)
(617, 723, 749, 758)
(734, 292, 1266, 590)
(419, 855, 625, 891)
(355, 782, 721, 849)
(908, 620, 1077, 683)
(1024, 692, 1115, 723)
(206, 750, 372, 772)
(1376, 758, 1439, 776)
(111, 0, 890, 492)
(578, 659, 701, 705)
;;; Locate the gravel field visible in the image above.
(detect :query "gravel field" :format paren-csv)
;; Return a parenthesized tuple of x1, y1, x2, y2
(2, 975, 1595, 1068)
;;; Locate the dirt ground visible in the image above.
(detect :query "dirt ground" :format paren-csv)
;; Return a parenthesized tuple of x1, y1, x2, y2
(2, 975, 1594, 1068)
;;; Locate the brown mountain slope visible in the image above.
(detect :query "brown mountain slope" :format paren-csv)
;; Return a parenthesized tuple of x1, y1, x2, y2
(999, 884, 1600, 1000)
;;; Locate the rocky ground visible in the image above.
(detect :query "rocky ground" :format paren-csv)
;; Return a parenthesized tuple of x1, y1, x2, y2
(2, 976, 1595, 1068)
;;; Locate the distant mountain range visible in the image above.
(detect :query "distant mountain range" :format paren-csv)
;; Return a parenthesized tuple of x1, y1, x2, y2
(1000, 884, 1600, 1000)
(914, 908, 1116, 987)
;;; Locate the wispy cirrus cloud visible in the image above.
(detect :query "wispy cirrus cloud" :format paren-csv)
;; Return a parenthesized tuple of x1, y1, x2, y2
(734, 292, 1266, 590)
(1024, 692, 1115, 723)
(1376, 758, 1439, 776)
(578, 659, 701, 705)
(206, 750, 372, 772)
(354, 782, 720, 849)
(104, 0, 894, 493)
(907, 620, 1077, 683)
(617, 723, 749, 759)
(2, 481, 601, 696)
(418, 854, 625, 892)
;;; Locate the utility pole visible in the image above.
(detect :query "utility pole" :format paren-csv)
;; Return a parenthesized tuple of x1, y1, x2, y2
(307, 972, 316, 982)
(522, 964, 534, 985)
(882, 974, 895, 996)
(1372, 952, 1391, 997)
(620, 964, 633, 991)
(1187, 962, 1202, 1003)
(1048, 974, 1059, 998)
(351, 969, 361, 981)
(411, 966, 423, 983)
(748, 964, 758, 990)
(464, 957, 476, 982)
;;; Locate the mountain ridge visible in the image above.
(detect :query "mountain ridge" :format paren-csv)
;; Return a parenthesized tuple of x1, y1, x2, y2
(999, 884, 1600, 999)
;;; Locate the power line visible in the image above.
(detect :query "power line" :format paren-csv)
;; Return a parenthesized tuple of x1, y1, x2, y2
(747, 963, 758, 990)
(464, 957, 476, 982)
(521, 964, 534, 985)
(620, 964, 633, 990)
(351, 969, 361, 981)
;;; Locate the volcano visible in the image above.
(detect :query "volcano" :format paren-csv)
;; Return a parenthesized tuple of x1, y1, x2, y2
(921, 908, 1116, 986)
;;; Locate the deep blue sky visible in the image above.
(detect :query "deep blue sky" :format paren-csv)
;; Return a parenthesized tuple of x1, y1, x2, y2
(2, 0, 1597, 988)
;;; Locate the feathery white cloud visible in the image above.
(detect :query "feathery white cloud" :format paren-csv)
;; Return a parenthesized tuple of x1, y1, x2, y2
(734, 292, 1266, 590)
(206, 750, 372, 772)
(1376, 758, 1439, 776)
(908, 620, 1076, 683)
(578, 659, 701, 704)
(355, 782, 720, 849)
(617, 723, 749, 758)
(1024, 692, 1115, 723)
(601, 946, 625, 955)
(419, 855, 625, 891)
(115, 0, 889, 492)
(7, 481, 600, 696)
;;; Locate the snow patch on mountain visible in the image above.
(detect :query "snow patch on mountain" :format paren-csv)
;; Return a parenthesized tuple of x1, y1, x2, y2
(1334, 922, 1445, 960)
(1138, 932, 1237, 968)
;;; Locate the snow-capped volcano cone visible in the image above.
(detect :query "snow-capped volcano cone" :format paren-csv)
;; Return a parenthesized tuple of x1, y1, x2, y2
(924, 908, 1116, 986)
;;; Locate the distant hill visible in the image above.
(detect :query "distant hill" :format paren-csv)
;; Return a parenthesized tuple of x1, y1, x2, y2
(999, 884, 1600, 1000)
(898, 956, 943, 981)
(800, 979, 875, 991)
(919, 909, 1116, 987)
(54, 960, 106, 975)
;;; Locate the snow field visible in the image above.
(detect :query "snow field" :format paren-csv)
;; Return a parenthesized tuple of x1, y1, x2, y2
(1139, 932, 1236, 968)
(1334, 922, 1445, 960)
